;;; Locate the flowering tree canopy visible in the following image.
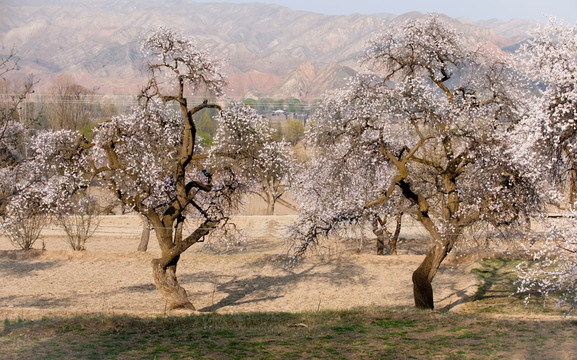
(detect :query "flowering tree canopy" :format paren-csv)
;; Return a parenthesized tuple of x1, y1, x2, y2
(291, 15, 544, 309)
(1, 128, 91, 249)
(517, 212, 577, 311)
(515, 19, 577, 310)
(0, 50, 92, 249)
(212, 104, 294, 215)
(0, 50, 30, 179)
(90, 28, 278, 310)
(141, 27, 226, 100)
(518, 19, 577, 203)
(290, 124, 406, 255)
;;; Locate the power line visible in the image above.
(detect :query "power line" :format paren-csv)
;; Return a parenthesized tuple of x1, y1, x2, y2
(0, 94, 321, 107)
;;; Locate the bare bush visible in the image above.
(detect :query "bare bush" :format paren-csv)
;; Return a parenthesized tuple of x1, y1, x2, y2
(2, 210, 47, 251)
(57, 196, 101, 251)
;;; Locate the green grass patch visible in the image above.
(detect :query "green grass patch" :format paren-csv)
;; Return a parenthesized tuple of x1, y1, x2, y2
(468, 258, 570, 315)
(1, 307, 575, 360)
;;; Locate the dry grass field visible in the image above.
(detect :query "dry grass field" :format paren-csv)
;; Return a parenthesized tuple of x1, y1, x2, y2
(0, 213, 478, 319)
(1, 211, 576, 359)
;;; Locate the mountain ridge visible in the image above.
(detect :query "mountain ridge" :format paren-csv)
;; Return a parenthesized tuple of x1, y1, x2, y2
(0, 0, 539, 98)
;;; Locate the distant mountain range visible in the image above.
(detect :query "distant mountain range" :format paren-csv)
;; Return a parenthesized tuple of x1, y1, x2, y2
(0, 0, 539, 99)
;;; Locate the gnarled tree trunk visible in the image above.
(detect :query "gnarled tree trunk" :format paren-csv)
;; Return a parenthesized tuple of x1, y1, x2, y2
(372, 216, 386, 255)
(150, 218, 220, 310)
(398, 179, 460, 309)
(412, 226, 460, 309)
(412, 240, 447, 308)
(389, 212, 402, 255)
(412, 267, 434, 309)
(569, 162, 577, 208)
(152, 256, 194, 310)
(375, 231, 386, 255)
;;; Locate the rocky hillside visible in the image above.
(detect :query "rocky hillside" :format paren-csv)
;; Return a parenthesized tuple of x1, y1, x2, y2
(0, 0, 538, 98)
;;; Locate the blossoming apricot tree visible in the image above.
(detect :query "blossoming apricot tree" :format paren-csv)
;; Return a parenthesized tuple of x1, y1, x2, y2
(291, 15, 544, 309)
(90, 28, 282, 310)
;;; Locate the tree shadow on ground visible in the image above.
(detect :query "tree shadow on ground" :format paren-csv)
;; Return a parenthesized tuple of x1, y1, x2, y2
(437, 284, 477, 312)
(396, 237, 431, 255)
(0, 249, 46, 260)
(438, 259, 518, 312)
(469, 259, 516, 301)
(0, 254, 62, 276)
(79, 258, 368, 313)
(180, 262, 367, 312)
(195, 273, 286, 312)
(119, 283, 157, 292)
(0, 294, 72, 309)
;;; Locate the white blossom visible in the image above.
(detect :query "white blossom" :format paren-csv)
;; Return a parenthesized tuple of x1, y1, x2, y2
(514, 19, 577, 309)
(290, 15, 544, 309)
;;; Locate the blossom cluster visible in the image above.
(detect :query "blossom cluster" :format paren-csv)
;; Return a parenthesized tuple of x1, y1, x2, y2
(211, 103, 294, 212)
(141, 27, 227, 97)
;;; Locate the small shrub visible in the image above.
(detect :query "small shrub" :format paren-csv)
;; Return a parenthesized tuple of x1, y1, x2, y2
(2, 209, 47, 251)
(57, 195, 100, 251)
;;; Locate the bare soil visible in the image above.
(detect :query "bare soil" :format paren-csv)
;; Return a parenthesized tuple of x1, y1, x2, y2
(0, 215, 478, 320)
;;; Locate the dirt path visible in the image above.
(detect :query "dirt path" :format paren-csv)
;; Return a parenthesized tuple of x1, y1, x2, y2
(0, 215, 478, 319)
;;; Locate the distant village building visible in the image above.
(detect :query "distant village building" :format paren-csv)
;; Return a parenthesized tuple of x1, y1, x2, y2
(271, 109, 287, 120)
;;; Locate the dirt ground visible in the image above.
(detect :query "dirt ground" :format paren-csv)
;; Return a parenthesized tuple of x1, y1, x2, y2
(0, 214, 479, 320)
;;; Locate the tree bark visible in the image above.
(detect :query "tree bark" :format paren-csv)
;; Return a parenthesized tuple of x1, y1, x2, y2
(372, 216, 387, 255)
(412, 231, 458, 309)
(569, 164, 576, 208)
(397, 179, 459, 309)
(149, 218, 220, 310)
(266, 198, 275, 216)
(151, 257, 195, 310)
(389, 212, 403, 255)
(376, 232, 386, 255)
(412, 266, 434, 309)
(373, 213, 402, 256)
(137, 216, 151, 252)
(373, 217, 390, 255)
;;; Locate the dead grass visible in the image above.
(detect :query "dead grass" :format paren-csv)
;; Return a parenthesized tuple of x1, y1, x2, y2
(0, 214, 575, 358)
(0, 215, 479, 319)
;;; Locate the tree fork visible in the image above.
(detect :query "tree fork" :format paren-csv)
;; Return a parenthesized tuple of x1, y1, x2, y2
(398, 179, 457, 309)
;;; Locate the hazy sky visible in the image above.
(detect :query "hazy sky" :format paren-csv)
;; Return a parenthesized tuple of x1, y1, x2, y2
(193, 0, 577, 23)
